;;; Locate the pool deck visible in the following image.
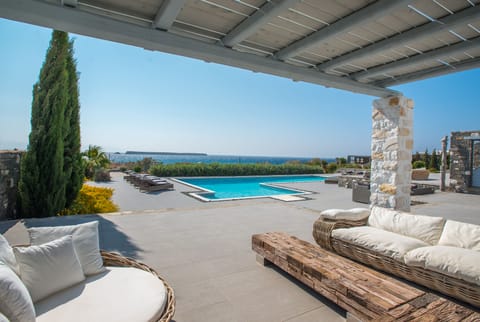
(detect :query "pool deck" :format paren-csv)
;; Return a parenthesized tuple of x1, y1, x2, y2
(2, 172, 479, 322)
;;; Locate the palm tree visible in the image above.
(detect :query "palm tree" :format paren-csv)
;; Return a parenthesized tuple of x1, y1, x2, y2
(82, 145, 110, 179)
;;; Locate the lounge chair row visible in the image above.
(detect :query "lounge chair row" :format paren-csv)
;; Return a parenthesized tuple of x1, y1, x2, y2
(123, 171, 173, 192)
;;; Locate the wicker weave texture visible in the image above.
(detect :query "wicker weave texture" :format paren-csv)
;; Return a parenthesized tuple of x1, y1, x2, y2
(330, 239, 480, 308)
(312, 217, 368, 251)
(101, 251, 175, 322)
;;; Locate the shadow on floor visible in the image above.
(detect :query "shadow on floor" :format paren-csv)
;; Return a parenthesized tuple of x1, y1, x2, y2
(1, 214, 142, 259)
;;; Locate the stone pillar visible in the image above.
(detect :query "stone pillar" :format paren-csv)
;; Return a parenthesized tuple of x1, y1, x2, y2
(371, 96, 413, 212)
(0, 150, 24, 220)
(440, 136, 448, 191)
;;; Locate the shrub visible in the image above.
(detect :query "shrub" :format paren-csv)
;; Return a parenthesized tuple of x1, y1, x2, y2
(93, 168, 111, 182)
(133, 166, 141, 173)
(60, 184, 118, 215)
(326, 163, 338, 173)
(149, 162, 324, 177)
(412, 160, 426, 169)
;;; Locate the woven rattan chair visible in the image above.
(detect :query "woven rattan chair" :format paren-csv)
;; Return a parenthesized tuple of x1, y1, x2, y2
(312, 218, 480, 308)
(101, 251, 175, 322)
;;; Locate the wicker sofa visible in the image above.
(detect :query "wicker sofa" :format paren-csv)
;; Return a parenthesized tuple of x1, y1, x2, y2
(0, 221, 175, 322)
(312, 206, 480, 308)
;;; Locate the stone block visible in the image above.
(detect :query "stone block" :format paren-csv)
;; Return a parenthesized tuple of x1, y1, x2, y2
(380, 184, 396, 195)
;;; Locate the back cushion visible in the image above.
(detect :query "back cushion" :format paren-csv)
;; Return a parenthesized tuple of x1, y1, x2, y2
(438, 220, 480, 251)
(368, 206, 445, 245)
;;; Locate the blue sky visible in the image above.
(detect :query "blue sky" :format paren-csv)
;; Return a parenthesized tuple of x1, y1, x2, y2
(1, 19, 479, 158)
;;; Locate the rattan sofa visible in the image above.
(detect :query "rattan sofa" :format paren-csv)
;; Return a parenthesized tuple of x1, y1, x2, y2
(1, 221, 175, 322)
(313, 206, 480, 308)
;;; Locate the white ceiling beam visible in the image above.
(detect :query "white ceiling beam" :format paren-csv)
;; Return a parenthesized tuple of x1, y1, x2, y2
(319, 5, 480, 72)
(0, 0, 398, 97)
(353, 37, 480, 81)
(152, 0, 187, 31)
(221, 0, 300, 48)
(374, 57, 480, 87)
(275, 0, 412, 61)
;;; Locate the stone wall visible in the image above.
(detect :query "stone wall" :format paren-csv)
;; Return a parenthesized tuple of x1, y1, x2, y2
(450, 131, 480, 193)
(0, 150, 24, 220)
(370, 96, 414, 211)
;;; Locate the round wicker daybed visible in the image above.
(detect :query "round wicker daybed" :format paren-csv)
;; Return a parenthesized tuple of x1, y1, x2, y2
(101, 251, 175, 322)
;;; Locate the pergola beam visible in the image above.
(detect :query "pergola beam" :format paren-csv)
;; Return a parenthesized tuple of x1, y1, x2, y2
(221, 0, 300, 48)
(0, 0, 398, 98)
(152, 0, 187, 31)
(275, 0, 412, 61)
(353, 37, 480, 81)
(318, 5, 480, 72)
(374, 57, 480, 87)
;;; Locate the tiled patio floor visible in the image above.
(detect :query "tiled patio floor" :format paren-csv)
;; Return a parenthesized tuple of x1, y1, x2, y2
(2, 172, 479, 321)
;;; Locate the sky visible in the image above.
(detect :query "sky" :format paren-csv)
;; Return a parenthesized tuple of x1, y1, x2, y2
(1, 19, 479, 159)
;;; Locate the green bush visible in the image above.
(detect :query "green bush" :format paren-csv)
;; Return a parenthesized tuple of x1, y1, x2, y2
(326, 163, 338, 173)
(412, 160, 426, 169)
(149, 162, 324, 177)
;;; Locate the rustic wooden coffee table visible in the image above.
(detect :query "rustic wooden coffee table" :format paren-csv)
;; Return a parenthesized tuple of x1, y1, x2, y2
(252, 232, 479, 321)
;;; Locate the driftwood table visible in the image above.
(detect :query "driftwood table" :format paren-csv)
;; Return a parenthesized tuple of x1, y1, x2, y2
(252, 232, 479, 321)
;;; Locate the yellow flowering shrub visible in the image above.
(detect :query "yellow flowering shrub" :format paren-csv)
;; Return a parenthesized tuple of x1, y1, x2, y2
(60, 184, 119, 215)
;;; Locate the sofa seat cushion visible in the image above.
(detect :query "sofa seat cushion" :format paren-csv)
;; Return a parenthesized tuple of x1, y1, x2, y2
(332, 226, 429, 261)
(367, 206, 445, 245)
(404, 246, 480, 286)
(35, 266, 167, 322)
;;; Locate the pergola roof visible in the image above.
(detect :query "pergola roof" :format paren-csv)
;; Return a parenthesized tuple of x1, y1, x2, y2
(2, 0, 480, 97)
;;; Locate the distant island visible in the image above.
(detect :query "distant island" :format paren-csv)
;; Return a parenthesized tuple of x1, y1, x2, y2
(125, 151, 208, 156)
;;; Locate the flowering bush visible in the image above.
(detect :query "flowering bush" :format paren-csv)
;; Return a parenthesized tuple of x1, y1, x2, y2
(60, 184, 118, 215)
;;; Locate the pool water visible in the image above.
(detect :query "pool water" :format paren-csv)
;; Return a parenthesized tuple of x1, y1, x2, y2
(177, 175, 325, 201)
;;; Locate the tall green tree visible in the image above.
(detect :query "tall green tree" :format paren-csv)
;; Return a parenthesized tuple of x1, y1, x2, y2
(19, 31, 81, 217)
(423, 148, 430, 169)
(430, 148, 439, 171)
(64, 40, 83, 207)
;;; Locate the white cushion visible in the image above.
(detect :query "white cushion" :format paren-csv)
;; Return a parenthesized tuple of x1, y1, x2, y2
(332, 226, 429, 261)
(320, 208, 370, 221)
(0, 311, 9, 322)
(35, 266, 167, 322)
(438, 220, 480, 251)
(0, 233, 19, 275)
(405, 245, 480, 286)
(368, 206, 445, 245)
(28, 221, 105, 275)
(0, 261, 36, 322)
(13, 235, 86, 302)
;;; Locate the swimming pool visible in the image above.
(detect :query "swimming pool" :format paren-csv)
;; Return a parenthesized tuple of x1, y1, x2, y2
(176, 175, 325, 201)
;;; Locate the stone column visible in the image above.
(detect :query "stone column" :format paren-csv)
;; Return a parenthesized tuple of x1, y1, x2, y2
(371, 96, 413, 212)
(440, 136, 448, 191)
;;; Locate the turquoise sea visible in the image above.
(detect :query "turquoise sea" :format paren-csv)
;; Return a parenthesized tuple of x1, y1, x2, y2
(108, 153, 335, 165)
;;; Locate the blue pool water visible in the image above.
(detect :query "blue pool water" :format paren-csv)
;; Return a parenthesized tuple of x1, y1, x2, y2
(177, 175, 325, 200)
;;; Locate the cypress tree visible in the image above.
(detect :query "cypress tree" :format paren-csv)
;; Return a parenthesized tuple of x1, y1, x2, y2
(430, 148, 439, 171)
(423, 148, 430, 169)
(64, 39, 83, 207)
(19, 31, 70, 217)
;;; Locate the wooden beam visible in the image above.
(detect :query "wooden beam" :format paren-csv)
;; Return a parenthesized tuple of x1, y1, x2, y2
(152, 0, 187, 31)
(221, 0, 300, 48)
(275, 0, 412, 61)
(0, 0, 399, 97)
(318, 5, 480, 72)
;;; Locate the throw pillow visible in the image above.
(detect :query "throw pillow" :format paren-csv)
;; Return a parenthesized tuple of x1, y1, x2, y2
(13, 235, 85, 302)
(0, 234, 19, 275)
(0, 261, 36, 322)
(28, 221, 105, 275)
